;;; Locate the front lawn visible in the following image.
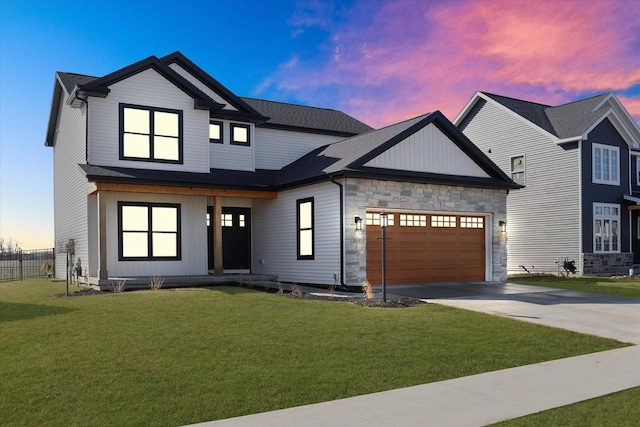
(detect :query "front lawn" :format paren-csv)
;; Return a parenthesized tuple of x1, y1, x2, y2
(509, 275, 640, 299)
(494, 386, 640, 426)
(0, 280, 626, 426)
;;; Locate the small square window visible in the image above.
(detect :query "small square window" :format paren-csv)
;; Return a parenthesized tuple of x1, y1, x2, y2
(231, 123, 251, 146)
(209, 121, 223, 143)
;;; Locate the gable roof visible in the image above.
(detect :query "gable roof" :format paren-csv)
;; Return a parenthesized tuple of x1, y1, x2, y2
(276, 111, 518, 189)
(457, 91, 640, 147)
(46, 52, 371, 146)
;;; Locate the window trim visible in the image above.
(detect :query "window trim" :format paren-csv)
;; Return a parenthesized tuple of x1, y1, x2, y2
(230, 123, 251, 146)
(296, 197, 314, 260)
(118, 201, 182, 261)
(510, 154, 525, 186)
(209, 120, 223, 144)
(593, 202, 620, 254)
(592, 143, 619, 185)
(119, 103, 184, 164)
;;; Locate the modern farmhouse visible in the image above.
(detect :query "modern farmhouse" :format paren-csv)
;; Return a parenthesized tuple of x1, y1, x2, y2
(456, 91, 640, 276)
(46, 52, 518, 289)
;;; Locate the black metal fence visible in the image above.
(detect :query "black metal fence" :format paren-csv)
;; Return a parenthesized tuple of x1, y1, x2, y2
(0, 249, 55, 283)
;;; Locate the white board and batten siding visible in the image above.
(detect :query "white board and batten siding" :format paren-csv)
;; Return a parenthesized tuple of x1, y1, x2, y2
(252, 182, 341, 285)
(100, 192, 208, 277)
(365, 123, 490, 177)
(52, 84, 91, 280)
(255, 128, 344, 170)
(460, 100, 581, 274)
(87, 68, 210, 173)
(168, 63, 238, 111)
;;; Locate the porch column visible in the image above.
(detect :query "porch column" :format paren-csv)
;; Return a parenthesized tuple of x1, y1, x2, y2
(213, 196, 224, 276)
(97, 191, 108, 283)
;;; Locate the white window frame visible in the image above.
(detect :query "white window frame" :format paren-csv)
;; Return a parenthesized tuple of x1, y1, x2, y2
(510, 154, 525, 186)
(592, 143, 619, 185)
(593, 203, 620, 253)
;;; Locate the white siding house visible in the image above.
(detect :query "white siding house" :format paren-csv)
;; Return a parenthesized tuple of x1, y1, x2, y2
(46, 52, 516, 290)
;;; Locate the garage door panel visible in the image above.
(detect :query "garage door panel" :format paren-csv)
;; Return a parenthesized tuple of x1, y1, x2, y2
(366, 212, 485, 285)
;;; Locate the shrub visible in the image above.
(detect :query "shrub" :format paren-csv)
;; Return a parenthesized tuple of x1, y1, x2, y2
(149, 275, 164, 290)
(362, 280, 373, 299)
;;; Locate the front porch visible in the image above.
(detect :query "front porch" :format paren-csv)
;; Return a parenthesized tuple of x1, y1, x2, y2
(88, 273, 278, 291)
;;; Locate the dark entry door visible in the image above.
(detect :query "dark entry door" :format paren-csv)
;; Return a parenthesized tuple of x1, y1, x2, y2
(207, 207, 251, 270)
(222, 208, 251, 269)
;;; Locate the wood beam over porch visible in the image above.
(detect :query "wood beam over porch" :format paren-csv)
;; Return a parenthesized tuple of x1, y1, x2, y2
(90, 182, 278, 199)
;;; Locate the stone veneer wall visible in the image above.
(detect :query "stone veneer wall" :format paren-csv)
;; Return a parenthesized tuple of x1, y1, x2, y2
(581, 253, 634, 276)
(343, 177, 508, 286)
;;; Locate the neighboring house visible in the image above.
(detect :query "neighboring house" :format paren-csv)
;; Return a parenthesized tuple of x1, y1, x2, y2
(45, 52, 517, 290)
(455, 92, 640, 276)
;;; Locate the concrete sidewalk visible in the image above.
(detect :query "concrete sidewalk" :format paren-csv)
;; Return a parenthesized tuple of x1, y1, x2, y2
(190, 346, 640, 426)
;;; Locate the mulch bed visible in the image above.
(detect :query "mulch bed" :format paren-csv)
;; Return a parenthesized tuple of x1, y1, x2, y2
(286, 293, 425, 308)
(51, 288, 103, 298)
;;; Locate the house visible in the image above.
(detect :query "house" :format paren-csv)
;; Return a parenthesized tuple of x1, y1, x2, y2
(45, 52, 518, 290)
(455, 92, 640, 276)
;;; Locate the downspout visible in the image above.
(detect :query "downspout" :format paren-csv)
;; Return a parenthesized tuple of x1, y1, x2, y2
(330, 175, 347, 289)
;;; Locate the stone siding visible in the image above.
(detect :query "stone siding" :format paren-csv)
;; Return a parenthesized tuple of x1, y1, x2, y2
(582, 253, 634, 276)
(344, 178, 508, 286)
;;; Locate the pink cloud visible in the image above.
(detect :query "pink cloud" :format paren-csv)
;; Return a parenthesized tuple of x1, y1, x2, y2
(257, 0, 640, 129)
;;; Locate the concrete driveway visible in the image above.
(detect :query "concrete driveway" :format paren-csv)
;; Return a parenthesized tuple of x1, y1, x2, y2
(387, 281, 640, 344)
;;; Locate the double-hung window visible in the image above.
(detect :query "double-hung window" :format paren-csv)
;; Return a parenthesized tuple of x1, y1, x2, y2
(594, 203, 619, 253)
(297, 198, 314, 260)
(119, 202, 181, 260)
(120, 104, 183, 163)
(510, 155, 525, 186)
(592, 143, 619, 185)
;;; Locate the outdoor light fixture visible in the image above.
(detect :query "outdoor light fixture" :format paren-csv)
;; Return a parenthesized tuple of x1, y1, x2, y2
(499, 220, 507, 233)
(379, 211, 388, 228)
(355, 216, 362, 231)
(379, 212, 388, 302)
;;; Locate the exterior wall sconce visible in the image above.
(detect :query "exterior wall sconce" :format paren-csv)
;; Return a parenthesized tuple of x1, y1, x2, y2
(499, 220, 507, 233)
(355, 216, 362, 231)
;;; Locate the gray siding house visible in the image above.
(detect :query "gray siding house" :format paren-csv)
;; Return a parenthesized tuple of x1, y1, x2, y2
(455, 92, 640, 276)
(45, 52, 517, 290)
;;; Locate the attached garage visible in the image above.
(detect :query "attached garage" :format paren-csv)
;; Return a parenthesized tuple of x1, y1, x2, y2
(366, 212, 486, 285)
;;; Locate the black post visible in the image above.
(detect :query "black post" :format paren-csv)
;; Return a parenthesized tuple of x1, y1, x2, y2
(382, 225, 387, 302)
(19, 250, 23, 281)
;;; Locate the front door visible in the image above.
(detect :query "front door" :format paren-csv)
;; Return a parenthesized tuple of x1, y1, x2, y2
(207, 207, 251, 271)
(222, 208, 251, 269)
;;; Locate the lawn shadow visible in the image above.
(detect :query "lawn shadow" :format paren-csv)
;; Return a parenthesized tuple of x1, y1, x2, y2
(0, 301, 77, 323)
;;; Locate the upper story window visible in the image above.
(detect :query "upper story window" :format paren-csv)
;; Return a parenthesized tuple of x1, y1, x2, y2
(594, 203, 619, 253)
(510, 155, 525, 186)
(230, 123, 251, 146)
(592, 143, 619, 185)
(209, 121, 223, 144)
(636, 157, 640, 186)
(118, 202, 181, 261)
(297, 198, 314, 260)
(120, 104, 183, 163)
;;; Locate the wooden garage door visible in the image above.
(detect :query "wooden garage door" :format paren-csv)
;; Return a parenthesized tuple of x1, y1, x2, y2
(366, 212, 485, 285)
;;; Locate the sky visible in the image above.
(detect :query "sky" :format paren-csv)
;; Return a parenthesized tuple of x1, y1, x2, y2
(1, 0, 639, 249)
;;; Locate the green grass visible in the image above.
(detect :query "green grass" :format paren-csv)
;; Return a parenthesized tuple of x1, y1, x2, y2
(509, 275, 640, 299)
(0, 280, 627, 426)
(493, 386, 640, 426)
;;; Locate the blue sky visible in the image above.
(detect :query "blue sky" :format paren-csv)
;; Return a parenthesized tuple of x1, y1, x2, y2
(1, 0, 639, 249)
